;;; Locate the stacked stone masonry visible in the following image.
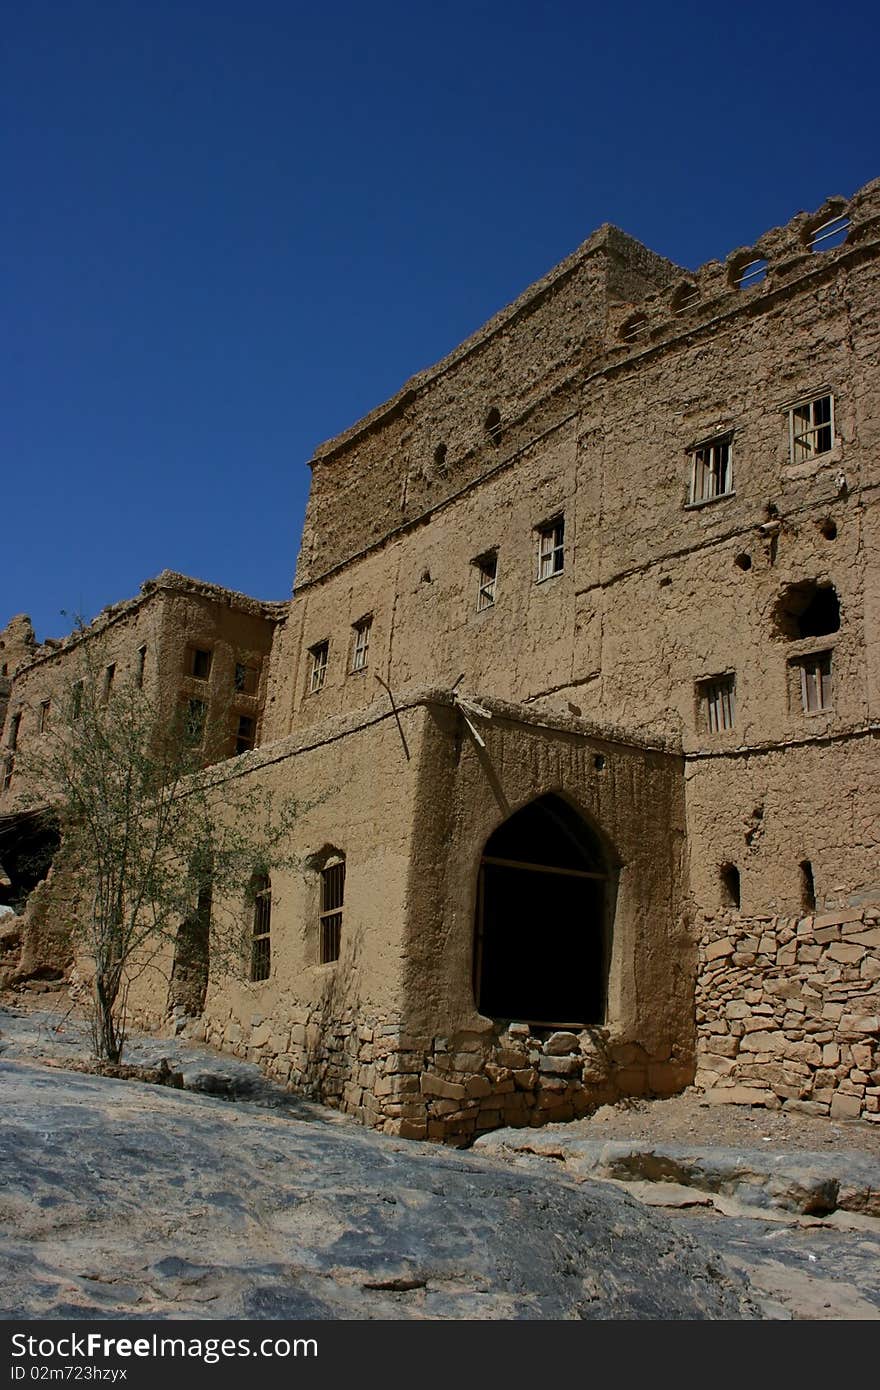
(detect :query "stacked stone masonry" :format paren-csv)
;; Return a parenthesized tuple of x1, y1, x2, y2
(187, 1011, 690, 1144)
(697, 907, 880, 1120)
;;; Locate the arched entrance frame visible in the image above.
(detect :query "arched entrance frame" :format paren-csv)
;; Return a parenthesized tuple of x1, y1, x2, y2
(471, 791, 620, 1028)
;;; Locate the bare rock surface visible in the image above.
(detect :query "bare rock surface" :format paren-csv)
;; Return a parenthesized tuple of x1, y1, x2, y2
(0, 1006, 764, 1321)
(475, 1119, 880, 1319)
(474, 1129, 880, 1216)
(5, 1005, 880, 1319)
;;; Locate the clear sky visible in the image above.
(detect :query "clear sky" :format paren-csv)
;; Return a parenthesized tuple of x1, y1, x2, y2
(4, 0, 877, 639)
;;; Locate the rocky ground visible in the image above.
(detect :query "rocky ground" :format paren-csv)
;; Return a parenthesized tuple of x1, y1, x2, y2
(1, 993, 878, 1321)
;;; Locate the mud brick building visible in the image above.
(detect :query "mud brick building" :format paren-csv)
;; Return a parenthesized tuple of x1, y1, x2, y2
(2, 180, 878, 1138)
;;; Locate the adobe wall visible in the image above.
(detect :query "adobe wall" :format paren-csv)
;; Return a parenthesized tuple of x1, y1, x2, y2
(684, 736, 880, 915)
(123, 692, 693, 1142)
(123, 694, 429, 1127)
(293, 226, 680, 589)
(382, 697, 693, 1141)
(0, 615, 37, 733)
(0, 574, 282, 812)
(268, 181, 879, 751)
(263, 183, 880, 942)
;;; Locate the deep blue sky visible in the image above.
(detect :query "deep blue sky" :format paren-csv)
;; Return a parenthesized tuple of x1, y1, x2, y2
(4, 1, 877, 639)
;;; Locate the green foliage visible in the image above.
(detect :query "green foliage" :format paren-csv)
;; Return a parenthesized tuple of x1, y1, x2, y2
(25, 635, 297, 1062)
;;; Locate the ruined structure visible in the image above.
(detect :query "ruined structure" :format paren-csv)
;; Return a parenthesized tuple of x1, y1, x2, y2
(2, 181, 878, 1137)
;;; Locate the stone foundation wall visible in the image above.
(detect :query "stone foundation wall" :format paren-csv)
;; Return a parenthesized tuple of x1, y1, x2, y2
(190, 1004, 692, 1143)
(696, 907, 880, 1120)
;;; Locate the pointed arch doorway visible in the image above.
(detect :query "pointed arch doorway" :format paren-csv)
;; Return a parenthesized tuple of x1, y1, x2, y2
(473, 794, 610, 1026)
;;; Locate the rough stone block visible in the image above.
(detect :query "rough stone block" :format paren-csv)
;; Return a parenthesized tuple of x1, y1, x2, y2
(420, 1072, 465, 1100)
(815, 910, 864, 929)
(739, 1030, 786, 1053)
(543, 1031, 581, 1055)
(725, 1000, 751, 1020)
(705, 938, 734, 961)
(512, 1068, 538, 1090)
(539, 1054, 582, 1076)
(826, 943, 866, 964)
(841, 1014, 880, 1035)
(830, 1094, 863, 1119)
(701, 1086, 772, 1106)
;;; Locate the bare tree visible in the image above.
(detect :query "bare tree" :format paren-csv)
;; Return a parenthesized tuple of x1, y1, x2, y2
(24, 642, 295, 1063)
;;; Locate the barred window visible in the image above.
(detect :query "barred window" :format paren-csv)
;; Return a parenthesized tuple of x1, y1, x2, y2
(351, 617, 371, 672)
(319, 859, 345, 964)
(698, 674, 736, 733)
(789, 395, 834, 463)
(795, 651, 832, 714)
(250, 873, 271, 982)
(308, 641, 329, 693)
(688, 434, 733, 504)
(536, 517, 565, 581)
(474, 552, 497, 611)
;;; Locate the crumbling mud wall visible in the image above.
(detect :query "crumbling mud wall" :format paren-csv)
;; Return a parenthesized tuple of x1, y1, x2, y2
(0, 615, 37, 732)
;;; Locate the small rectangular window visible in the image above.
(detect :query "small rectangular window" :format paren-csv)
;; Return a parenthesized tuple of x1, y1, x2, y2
(474, 553, 497, 611)
(102, 664, 115, 702)
(351, 617, 371, 672)
(698, 675, 736, 733)
(39, 700, 50, 734)
(234, 714, 256, 755)
(795, 652, 832, 714)
(319, 860, 345, 963)
(308, 641, 329, 693)
(136, 645, 147, 689)
(234, 661, 260, 695)
(190, 647, 212, 681)
(71, 681, 84, 721)
(250, 873, 271, 982)
(688, 434, 733, 504)
(789, 395, 834, 463)
(536, 518, 565, 581)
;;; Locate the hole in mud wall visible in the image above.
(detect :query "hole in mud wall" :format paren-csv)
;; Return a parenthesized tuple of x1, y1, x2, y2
(817, 518, 838, 541)
(0, 810, 60, 914)
(799, 860, 817, 913)
(772, 581, 840, 640)
(734, 552, 752, 571)
(720, 862, 741, 909)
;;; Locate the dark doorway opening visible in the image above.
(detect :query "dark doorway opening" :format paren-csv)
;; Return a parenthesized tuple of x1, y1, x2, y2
(169, 885, 211, 1016)
(473, 794, 609, 1026)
